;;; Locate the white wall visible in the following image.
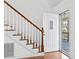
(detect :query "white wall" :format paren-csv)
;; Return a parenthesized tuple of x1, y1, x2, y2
(49, 0, 75, 59)
(5, 0, 63, 28)
(5, 0, 48, 28)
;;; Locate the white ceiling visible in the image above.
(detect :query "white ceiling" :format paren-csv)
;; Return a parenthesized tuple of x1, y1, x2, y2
(38, 0, 63, 8)
(7, 0, 63, 8)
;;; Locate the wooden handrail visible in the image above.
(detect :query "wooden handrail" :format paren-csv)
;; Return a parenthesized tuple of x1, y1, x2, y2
(4, 0, 42, 32)
(4, 0, 44, 52)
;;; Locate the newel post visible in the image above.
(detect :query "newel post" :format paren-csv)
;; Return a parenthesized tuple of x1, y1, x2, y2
(41, 27, 44, 52)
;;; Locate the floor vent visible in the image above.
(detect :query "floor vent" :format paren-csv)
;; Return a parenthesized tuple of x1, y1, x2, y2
(4, 43, 14, 57)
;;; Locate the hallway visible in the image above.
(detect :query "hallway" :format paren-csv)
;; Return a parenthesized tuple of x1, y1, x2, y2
(4, 0, 74, 59)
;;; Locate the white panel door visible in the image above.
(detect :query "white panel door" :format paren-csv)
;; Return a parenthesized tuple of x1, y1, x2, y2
(43, 13, 59, 52)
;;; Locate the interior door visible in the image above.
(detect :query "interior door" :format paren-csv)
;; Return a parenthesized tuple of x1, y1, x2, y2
(43, 13, 59, 52)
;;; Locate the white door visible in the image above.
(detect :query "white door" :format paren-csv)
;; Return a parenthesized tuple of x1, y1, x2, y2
(43, 13, 59, 52)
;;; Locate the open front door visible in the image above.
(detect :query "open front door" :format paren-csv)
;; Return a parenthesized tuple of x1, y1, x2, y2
(43, 13, 59, 52)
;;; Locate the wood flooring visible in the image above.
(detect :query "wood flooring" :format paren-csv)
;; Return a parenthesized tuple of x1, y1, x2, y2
(21, 51, 62, 59)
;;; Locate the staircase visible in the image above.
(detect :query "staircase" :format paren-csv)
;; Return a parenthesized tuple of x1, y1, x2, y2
(4, 0, 44, 56)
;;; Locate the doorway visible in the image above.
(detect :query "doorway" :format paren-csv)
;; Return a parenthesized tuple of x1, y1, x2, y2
(43, 13, 59, 52)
